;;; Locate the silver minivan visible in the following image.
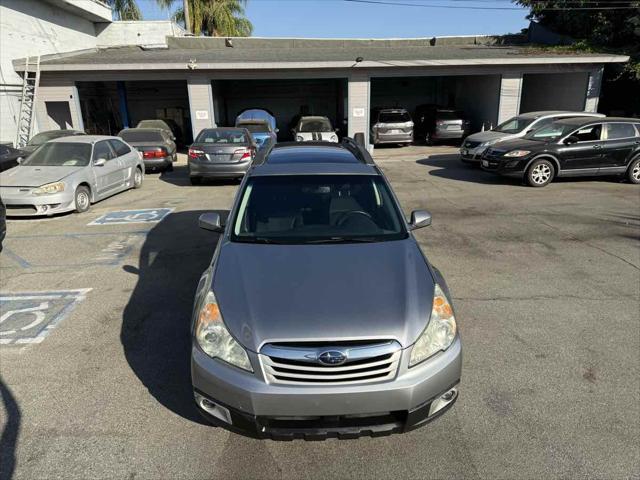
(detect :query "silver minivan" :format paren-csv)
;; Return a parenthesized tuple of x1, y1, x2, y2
(191, 141, 461, 439)
(460, 111, 605, 163)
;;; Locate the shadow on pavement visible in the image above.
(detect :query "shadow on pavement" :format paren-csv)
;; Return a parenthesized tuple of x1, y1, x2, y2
(0, 378, 20, 480)
(159, 165, 241, 188)
(417, 154, 523, 186)
(121, 210, 225, 423)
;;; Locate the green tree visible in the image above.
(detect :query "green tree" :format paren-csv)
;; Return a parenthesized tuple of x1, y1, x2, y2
(108, 0, 142, 20)
(158, 0, 253, 36)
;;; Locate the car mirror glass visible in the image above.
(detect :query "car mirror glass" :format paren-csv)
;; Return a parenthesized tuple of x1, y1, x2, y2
(409, 210, 432, 230)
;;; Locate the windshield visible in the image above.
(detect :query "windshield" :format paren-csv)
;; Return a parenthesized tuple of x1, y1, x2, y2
(120, 130, 164, 143)
(494, 116, 535, 134)
(231, 175, 408, 244)
(378, 112, 411, 124)
(196, 129, 249, 144)
(299, 119, 333, 132)
(525, 123, 577, 142)
(240, 123, 270, 133)
(27, 131, 70, 146)
(137, 120, 168, 130)
(22, 142, 91, 167)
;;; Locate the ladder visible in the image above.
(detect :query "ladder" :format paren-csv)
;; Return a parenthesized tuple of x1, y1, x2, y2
(15, 56, 40, 148)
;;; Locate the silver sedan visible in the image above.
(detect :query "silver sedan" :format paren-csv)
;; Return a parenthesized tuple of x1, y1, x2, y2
(0, 135, 144, 216)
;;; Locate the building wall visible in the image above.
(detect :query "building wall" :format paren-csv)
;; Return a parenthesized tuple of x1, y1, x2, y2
(95, 21, 185, 48)
(0, 0, 100, 144)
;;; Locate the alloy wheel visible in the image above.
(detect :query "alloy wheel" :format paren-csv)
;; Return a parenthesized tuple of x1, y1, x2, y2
(633, 162, 640, 182)
(76, 191, 89, 210)
(531, 163, 552, 185)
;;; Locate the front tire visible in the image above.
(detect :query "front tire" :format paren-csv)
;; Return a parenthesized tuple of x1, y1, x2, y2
(627, 157, 640, 184)
(526, 158, 554, 187)
(74, 186, 91, 213)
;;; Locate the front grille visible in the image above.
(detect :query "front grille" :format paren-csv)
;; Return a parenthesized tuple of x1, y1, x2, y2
(5, 205, 37, 214)
(260, 340, 401, 385)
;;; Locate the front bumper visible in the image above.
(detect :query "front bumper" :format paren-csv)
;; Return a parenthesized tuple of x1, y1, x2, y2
(192, 337, 462, 439)
(460, 145, 487, 163)
(480, 155, 528, 177)
(0, 187, 76, 216)
(373, 132, 413, 145)
(188, 158, 252, 178)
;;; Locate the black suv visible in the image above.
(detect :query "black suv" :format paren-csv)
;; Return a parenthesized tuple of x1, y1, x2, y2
(480, 117, 640, 187)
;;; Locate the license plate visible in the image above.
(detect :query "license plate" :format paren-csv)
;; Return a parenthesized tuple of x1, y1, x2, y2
(447, 125, 461, 130)
(482, 160, 489, 167)
(389, 129, 401, 134)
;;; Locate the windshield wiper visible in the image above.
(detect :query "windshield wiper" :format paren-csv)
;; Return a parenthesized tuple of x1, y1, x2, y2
(235, 237, 288, 244)
(302, 236, 380, 244)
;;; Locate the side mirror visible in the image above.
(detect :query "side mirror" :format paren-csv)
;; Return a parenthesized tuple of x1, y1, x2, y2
(564, 135, 579, 145)
(199, 212, 224, 233)
(94, 158, 106, 167)
(409, 210, 432, 230)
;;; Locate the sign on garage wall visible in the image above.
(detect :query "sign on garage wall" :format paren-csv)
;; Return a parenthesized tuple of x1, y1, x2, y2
(88, 208, 174, 226)
(195, 110, 209, 120)
(352, 108, 365, 117)
(0, 289, 91, 345)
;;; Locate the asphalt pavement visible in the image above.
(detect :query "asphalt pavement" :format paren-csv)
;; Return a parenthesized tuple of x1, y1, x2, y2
(1, 148, 638, 479)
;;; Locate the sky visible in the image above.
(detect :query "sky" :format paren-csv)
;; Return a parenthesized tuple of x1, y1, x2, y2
(136, 0, 532, 38)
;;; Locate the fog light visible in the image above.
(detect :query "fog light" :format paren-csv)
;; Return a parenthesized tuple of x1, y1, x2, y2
(194, 392, 232, 424)
(505, 160, 520, 168)
(428, 387, 458, 417)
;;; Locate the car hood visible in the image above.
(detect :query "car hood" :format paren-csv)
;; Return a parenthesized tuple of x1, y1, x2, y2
(489, 137, 547, 153)
(0, 165, 82, 187)
(212, 239, 435, 352)
(465, 131, 509, 143)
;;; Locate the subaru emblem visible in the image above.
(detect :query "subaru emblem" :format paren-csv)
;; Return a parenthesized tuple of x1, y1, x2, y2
(318, 350, 347, 366)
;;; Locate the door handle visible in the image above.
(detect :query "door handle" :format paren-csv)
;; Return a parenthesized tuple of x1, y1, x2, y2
(593, 144, 602, 149)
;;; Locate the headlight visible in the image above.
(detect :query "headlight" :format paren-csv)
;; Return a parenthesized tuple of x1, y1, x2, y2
(195, 292, 253, 372)
(330, 134, 338, 142)
(32, 182, 65, 195)
(409, 284, 457, 367)
(504, 150, 531, 157)
(296, 135, 304, 142)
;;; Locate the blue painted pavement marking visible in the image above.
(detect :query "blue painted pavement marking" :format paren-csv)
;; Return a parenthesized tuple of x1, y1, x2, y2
(0, 289, 91, 345)
(88, 208, 174, 226)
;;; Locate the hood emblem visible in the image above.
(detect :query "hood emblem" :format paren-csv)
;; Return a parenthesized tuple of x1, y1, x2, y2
(318, 350, 347, 366)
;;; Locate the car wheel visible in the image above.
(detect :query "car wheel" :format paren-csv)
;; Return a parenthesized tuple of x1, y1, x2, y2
(133, 167, 143, 189)
(74, 186, 91, 213)
(627, 157, 640, 184)
(190, 176, 202, 185)
(526, 159, 554, 187)
(166, 162, 174, 172)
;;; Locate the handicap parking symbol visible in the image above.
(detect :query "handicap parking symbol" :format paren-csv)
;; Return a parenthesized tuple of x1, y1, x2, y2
(88, 208, 174, 226)
(0, 289, 91, 345)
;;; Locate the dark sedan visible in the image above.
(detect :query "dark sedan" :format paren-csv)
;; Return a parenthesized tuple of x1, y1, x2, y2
(480, 117, 640, 187)
(188, 127, 256, 185)
(0, 145, 25, 172)
(21, 129, 85, 156)
(118, 128, 177, 172)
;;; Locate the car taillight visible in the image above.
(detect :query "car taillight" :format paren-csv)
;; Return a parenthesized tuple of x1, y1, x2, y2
(233, 148, 251, 161)
(143, 148, 167, 159)
(189, 148, 204, 159)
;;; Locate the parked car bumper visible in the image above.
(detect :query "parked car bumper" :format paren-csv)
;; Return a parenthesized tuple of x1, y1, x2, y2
(189, 158, 252, 179)
(373, 132, 413, 145)
(143, 157, 173, 170)
(480, 156, 528, 177)
(0, 187, 76, 216)
(191, 337, 462, 439)
(433, 129, 466, 140)
(460, 145, 488, 163)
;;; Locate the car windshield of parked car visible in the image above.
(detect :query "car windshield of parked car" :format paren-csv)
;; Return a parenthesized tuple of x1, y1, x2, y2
(239, 123, 270, 133)
(137, 120, 169, 130)
(22, 142, 91, 167)
(378, 112, 411, 123)
(525, 123, 576, 142)
(494, 116, 535, 134)
(231, 175, 408, 244)
(27, 131, 66, 147)
(299, 119, 333, 132)
(196, 129, 249, 144)
(120, 130, 164, 143)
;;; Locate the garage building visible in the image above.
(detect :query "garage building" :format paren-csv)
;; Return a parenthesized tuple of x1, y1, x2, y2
(12, 35, 628, 147)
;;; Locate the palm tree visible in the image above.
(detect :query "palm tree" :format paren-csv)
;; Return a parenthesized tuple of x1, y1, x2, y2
(108, 0, 142, 20)
(158, 0, 253, 37)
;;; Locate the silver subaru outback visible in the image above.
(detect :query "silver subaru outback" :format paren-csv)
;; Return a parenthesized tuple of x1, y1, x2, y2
(191, 139, 461, 439)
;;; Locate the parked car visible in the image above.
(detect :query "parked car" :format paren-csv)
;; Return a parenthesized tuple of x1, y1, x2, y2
(0, 145, 25, 172)
(414, 105, 470, 145)
(0, 197, 5, 252)
(370, 108, 414, 146)
(188, 127, 256, 185)
(136, 119, 182, 145)
(480, 117, 640, 187)
(118, 127, 176, 172)
(291, 116, 338, 142)
(461, 111, 605, 164)
(0, 136, 144, 216)
(21, 129, 85, 155)
(235, 109, 278, 149)
(190, 140, 461, 439)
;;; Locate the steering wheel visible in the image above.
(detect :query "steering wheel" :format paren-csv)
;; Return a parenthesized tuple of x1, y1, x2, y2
(337, 210, 373, 226)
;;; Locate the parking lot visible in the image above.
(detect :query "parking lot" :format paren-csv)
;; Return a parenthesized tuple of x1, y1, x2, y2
(1, 145, 638, 479)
